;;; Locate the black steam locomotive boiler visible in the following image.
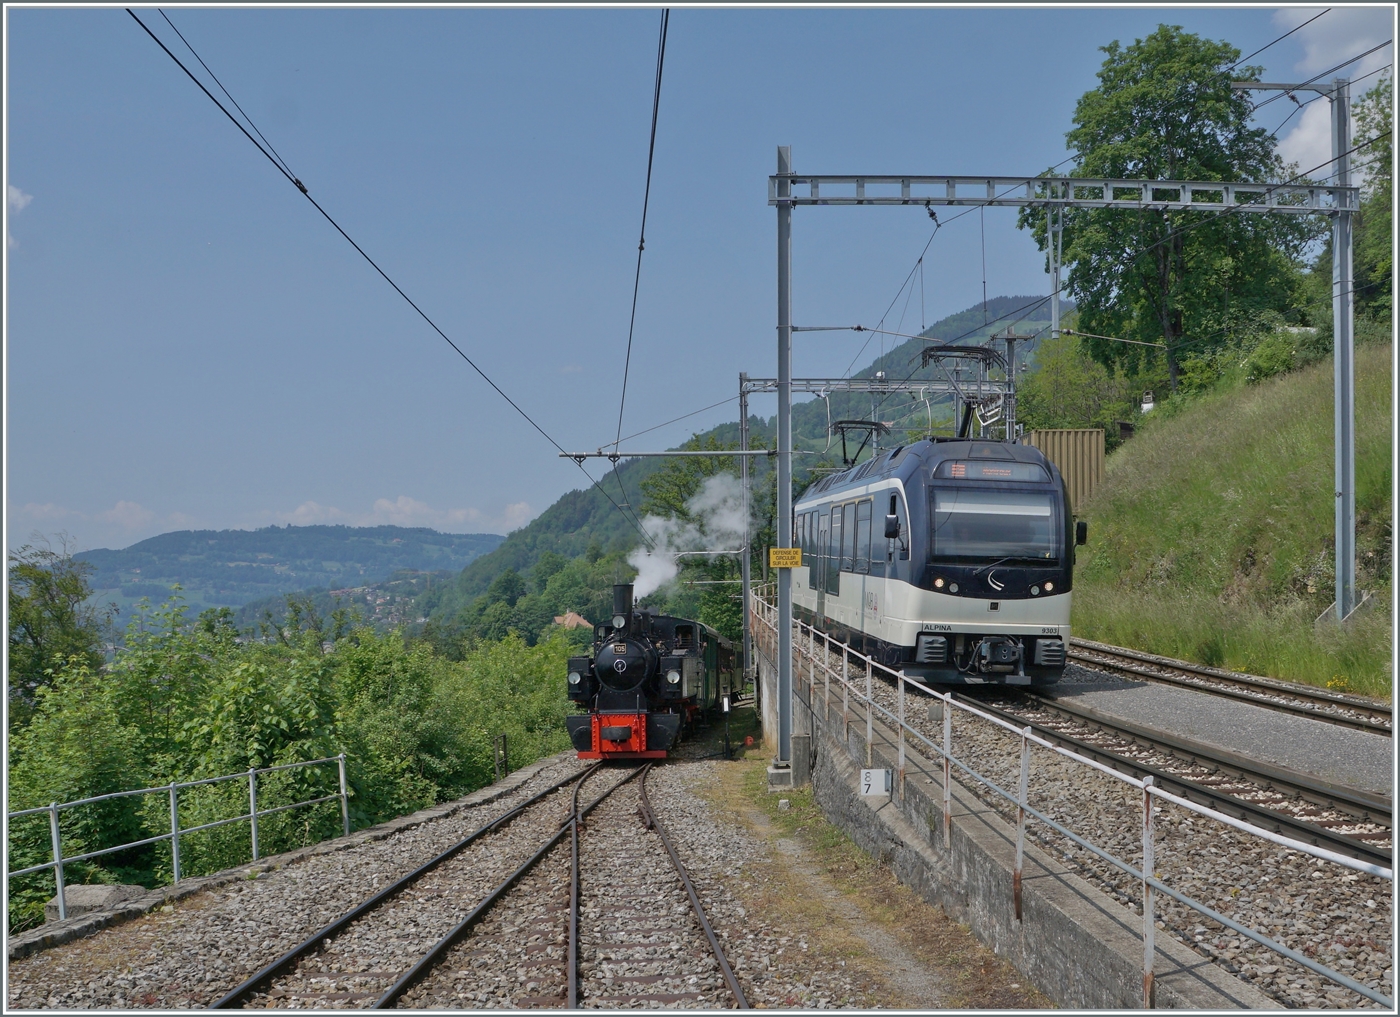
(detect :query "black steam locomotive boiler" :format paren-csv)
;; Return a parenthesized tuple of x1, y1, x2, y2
(565, 584, 737, 760)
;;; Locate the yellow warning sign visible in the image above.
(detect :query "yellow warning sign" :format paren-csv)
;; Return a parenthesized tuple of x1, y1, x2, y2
(768, 547, 803, 569)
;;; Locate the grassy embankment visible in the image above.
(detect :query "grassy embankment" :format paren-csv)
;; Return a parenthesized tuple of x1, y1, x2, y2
(1072, 343, 1392, 698)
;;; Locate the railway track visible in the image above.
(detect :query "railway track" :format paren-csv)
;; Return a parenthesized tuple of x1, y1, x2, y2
(214, 763, 747, 1010)
(1069, 637, 1393, 736)
(956, 691, 1392, 869)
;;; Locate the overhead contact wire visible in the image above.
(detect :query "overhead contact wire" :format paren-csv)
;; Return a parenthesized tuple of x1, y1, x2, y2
(127, 8, 655, 548)
(613, 8, 670, 454)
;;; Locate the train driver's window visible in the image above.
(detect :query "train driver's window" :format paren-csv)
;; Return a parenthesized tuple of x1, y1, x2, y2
(855, 499, 872, 573)
(888, 492, 909, 561)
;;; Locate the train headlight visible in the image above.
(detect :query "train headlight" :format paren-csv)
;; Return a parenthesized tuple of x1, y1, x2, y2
(612, 614, 627, 630)
(949, 582, 959, 594)
(1043, 581, 1054, 592)
(934, 577, 945, 589)
(568, 672, 582, 685)
(1030, 586, 1040, 596)
(666, 670, 681, 685)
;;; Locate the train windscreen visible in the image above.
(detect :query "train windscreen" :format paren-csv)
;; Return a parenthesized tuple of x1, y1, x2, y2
(930, 490, 1057, 562)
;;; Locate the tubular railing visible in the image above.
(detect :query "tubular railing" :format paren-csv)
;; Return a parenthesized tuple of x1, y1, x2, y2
(8, 754, 351, 922)
(750, 597, 1392, 1008)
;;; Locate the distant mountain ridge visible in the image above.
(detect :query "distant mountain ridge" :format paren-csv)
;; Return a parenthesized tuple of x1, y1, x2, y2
(426, 294, 1067, 621)
(77, 525, 504, 614)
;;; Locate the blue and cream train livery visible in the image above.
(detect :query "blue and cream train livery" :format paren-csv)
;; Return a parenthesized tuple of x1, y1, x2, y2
(792, 438, 1087, 686)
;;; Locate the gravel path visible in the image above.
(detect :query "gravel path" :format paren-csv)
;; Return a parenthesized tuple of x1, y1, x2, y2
(5, 756, 585, 1010)
(822, 650, 1394, 1009)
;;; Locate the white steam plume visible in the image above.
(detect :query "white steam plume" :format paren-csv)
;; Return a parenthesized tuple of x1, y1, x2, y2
(628, 473, 750, 599)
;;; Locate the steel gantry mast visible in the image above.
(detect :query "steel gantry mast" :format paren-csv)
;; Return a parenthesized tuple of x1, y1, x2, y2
(766, 140, 1360, 779)
(1231, 76, 1360, 621)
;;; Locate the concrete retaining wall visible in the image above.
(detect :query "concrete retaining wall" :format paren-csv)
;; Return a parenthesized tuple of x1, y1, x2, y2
(757, 651, 1273, 1009)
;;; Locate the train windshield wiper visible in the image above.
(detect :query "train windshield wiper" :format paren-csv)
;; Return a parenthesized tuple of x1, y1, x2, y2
(971, 557, 1015, 576)
(969, 555, 1056, 574)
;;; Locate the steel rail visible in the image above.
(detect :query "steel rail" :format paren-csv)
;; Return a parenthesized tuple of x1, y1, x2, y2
(955, 693, 1392, 869)
(373, 765, 646, 1009)
(636, 766, 751, 1010)
(1069, 638, 1392, 735)
(210, 765, 593, 1009)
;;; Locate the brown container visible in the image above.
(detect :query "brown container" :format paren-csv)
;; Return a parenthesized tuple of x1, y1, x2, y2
(1024, 429, 1104, 512)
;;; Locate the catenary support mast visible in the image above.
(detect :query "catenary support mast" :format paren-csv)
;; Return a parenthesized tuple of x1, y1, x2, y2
(775, 146, 794, 772)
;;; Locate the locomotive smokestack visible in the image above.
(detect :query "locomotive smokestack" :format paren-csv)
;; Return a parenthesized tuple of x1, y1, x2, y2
(612, 584, 635, 633)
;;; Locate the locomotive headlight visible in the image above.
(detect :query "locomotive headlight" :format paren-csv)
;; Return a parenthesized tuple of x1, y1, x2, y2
(666, 670, 681, 685)
(612, 614, 627, 630)
(1043, 581, 1054, 592)
(568, 672, 582, 685)
(1030, 586, 1040, 596)
(933, 577, 945, 589)
(949, 582, 959, 594)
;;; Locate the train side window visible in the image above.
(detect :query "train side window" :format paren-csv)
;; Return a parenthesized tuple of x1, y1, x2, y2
(841, 503, 856, 572)
(855, 499, 872, 573)
(829, 506, 843, 566)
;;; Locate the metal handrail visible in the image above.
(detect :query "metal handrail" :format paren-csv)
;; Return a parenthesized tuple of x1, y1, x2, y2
(750, 598, 1392, 1008)
(7, 755, 351, 921)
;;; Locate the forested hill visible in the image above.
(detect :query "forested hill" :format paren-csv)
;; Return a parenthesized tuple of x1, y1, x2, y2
(424, 294, 1064, 621)
(76, 525, 504, 613)
(420, 456, 668, 618)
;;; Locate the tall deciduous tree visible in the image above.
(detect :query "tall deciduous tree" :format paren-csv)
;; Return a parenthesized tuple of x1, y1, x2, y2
(1352, 72, 1392, 322)
(7, 537, 113, 726)
(1021, 25, 1321, 388)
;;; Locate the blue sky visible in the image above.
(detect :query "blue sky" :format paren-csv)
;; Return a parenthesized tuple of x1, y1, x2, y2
(5, 5, 1392, 552)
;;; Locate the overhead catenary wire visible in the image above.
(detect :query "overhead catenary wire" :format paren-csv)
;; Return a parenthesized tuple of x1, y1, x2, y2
(837, 154, 1079, 381)
(613, 8, 670, 455)
(1266, 63, 1391, 138)
(157, 10, 298, 184)
(1225, 8, 1330, 73)
(126, 8, 657, 548)
(1251, 39, 1393, 110)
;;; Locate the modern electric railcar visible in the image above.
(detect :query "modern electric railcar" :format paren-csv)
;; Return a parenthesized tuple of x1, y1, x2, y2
(792, 438, 1087, 686)
(565, 584, 738, 759)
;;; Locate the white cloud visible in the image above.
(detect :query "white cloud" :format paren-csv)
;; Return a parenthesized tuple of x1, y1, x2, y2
(269, 495, 533, 534)
(99, 500, 156, 530)
(7, 184, 33, 248)
(276, 500, 349, 525)
(1269, 8, 1393, 175)
(17, 502, 76, 522)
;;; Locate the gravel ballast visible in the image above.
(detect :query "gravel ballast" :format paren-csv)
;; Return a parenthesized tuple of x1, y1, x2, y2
(814, 648, 1394, 1010)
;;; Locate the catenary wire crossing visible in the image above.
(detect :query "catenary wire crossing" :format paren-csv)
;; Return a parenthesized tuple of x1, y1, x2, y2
(127, 8, 657, 549)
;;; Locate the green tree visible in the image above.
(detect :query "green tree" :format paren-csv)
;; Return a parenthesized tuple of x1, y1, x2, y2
(7, 537, 113, 727)
(1353, 72, 1392, 323)
(1021, 25, 1320, 388)
(1018, 332, 1145, 447)
(638, 434, 739, 521)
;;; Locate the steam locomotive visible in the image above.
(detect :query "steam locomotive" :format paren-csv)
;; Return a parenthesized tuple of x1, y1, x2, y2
(565, 584, 737, 759)
(792, 438, 1086, 686)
